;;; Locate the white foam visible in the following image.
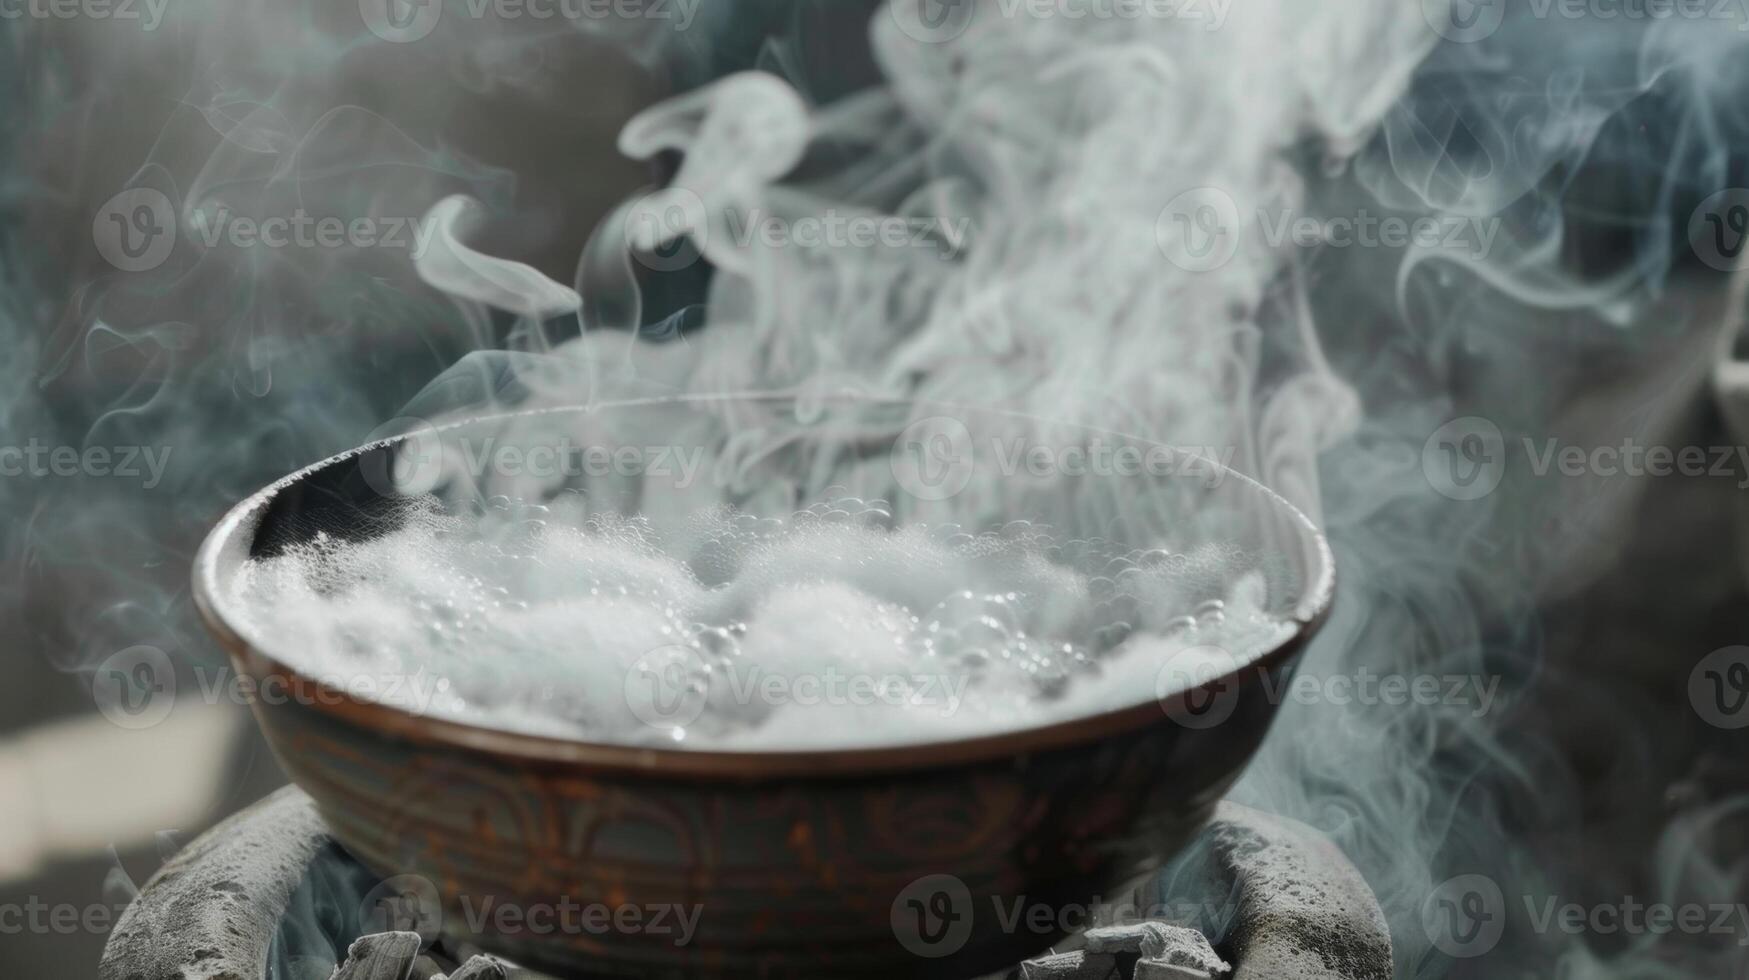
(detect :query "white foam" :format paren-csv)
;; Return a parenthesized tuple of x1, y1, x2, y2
(228, 494, 1294, 749)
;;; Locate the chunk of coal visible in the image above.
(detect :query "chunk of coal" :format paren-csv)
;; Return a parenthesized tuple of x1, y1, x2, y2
(330, 932, 423, 980)
(1138, 802, 1394, 980)
(1017, 950, 1128, 978)
(1134, 962, 1216, 980)
(100, 786, 334, 980)
(1085, 922, 1228, 974)
(444, 955, 510, 980)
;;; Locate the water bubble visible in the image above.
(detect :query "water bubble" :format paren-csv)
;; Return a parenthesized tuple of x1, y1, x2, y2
(1161, 615, 1199, 638)
(694, 626, 742, 662)
(235, 490, 1294, 750)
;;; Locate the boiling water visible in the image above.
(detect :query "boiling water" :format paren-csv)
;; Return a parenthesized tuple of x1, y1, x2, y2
(229, 493, 1295, 749)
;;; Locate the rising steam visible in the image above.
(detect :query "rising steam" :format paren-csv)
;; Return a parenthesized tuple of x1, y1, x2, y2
(404, 3, 1749, 976)
(9, 0, 1749, 976)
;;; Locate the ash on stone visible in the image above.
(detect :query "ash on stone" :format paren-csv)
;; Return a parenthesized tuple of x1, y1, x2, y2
(330, 931, 422, 980)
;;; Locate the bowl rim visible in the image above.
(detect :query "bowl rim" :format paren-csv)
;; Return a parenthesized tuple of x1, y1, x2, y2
(193, 394, 1335, 781)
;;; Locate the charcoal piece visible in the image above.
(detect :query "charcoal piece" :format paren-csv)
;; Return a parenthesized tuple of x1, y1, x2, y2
(330, 931, 423, 980)
(100, 786, 334, 980)
(1138, 802, 1394, 980)
(1134, 962, 1216, 980)
(1085, 921, 1227, 973)
(1017, 950, 1128, 978)
(445, 955, 510, 980)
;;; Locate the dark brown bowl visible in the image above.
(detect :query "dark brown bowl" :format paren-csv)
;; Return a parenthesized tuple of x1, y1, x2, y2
(193, 395, 1333, 979)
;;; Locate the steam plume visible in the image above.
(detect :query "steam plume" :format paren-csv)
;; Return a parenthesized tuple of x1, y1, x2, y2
(8, 1, 1749, 977)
